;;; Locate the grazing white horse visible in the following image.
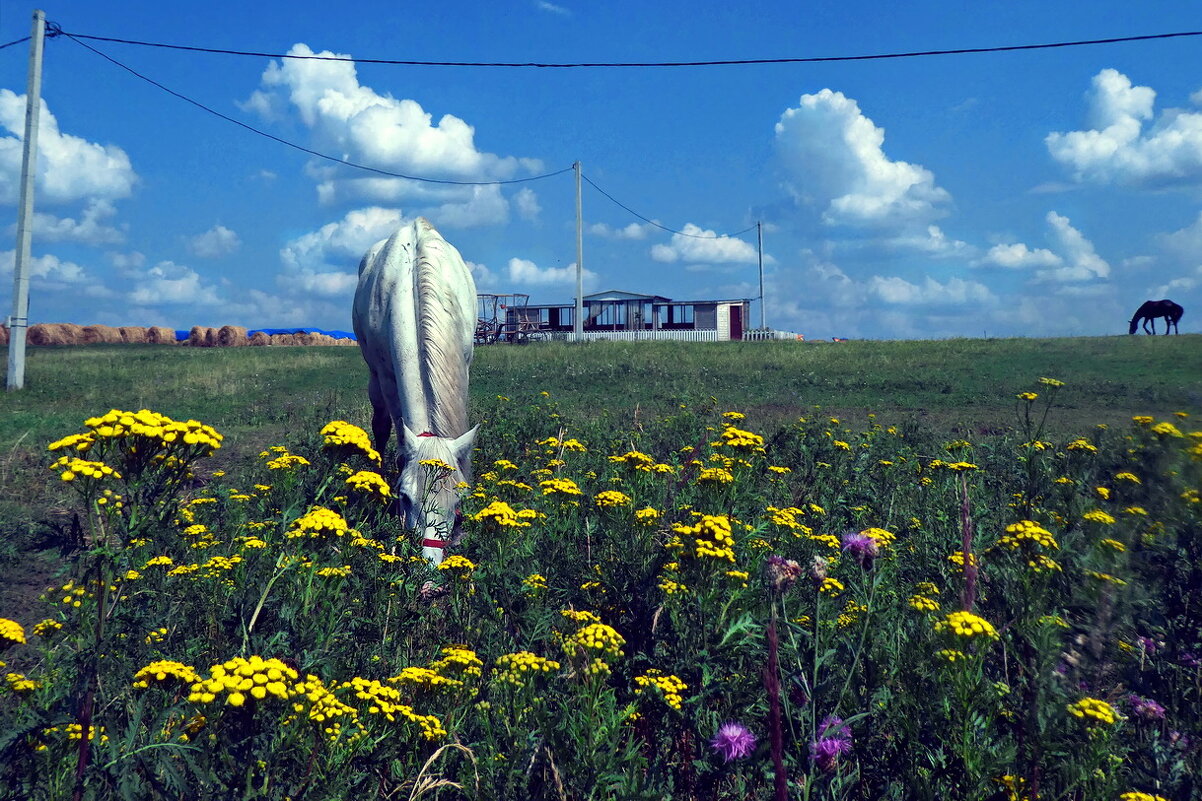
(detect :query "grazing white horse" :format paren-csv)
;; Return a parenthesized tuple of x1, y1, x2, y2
(352, 218, 478, 565)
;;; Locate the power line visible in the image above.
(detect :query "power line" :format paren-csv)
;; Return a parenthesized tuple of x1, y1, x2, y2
(61, 32, 573, 187)
(59, 28, 1202, 68)
(0, 36, 31, 51)
(583, 174, 756, 240)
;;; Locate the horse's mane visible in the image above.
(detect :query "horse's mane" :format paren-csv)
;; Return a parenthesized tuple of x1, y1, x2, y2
(414, 219, 474, 437)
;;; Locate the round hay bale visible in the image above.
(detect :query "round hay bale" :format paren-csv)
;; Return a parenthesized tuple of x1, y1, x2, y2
(269, 333, 297, 346)
(217, 325, 248, 347)
(81, 324, 122, 344)
(27, 324, 55, 345)
(335, 337, 356, 346)
(248, 331, 270, 346)
(58, 324, 86, 345)
(187, 326, 208, 347)
(146, 326, 176, 344)
(203, 327, 219, 347)
(0, 325, 8, 346)
(119, 326, 149, 344)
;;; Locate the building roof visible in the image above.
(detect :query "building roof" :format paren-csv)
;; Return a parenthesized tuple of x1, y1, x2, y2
(584, 289, 671, 302)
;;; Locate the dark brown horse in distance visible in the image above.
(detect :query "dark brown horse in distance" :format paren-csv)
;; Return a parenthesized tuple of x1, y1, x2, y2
(1128, 299, 1183, 335)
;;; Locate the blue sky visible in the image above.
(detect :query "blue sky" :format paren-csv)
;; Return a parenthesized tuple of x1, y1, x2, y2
(2, 1, 1200, 339)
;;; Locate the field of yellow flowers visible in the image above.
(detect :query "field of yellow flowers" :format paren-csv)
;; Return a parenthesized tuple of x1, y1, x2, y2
(1, 382, 1200, 800)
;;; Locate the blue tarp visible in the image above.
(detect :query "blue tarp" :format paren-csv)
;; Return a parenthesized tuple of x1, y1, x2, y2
(174, 327, 358, 342)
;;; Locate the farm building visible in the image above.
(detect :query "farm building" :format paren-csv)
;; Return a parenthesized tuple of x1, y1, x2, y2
(515, 290, 769, 342)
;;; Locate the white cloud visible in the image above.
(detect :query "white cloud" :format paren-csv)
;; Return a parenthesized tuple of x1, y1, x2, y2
(867, 275, 995, 307)
(775, 88, 950, 226)
(29, 199, 124, 245)
(280, 206, 407, 297)
(0, 91, 137, 205)
(427, 184, 509, 228)
(0, 249, 89, 285)
(1150, 265, 1201, 297)
(127, 261, 222, 306)
(881, 225, 972, 257)
(514, 187, 541, 221)
(1156, 210, 1202, 262)
(535, 0, 570, 14)
(243, 43, 540, 204)
(650, 224, 758, 264)
(506, 257, 596, 288)
(1046, 69, 1202, 187)
(981, 242, 1063, 270)
(589, 221, 656, 240)
(1038, 211, 1109, 282)
(467, 260, 496, 289)
(187, 225, 241, 258)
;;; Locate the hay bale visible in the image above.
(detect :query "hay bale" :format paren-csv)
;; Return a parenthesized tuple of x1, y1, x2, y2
(119, 326, 149, 344)
(335, 337, 356, 346)
(187, 326, 210, 347)
(217, 325, 248, 347)
(0, 325, 8, 346)
(269, 333, 297, 346)
(248, 331, 270, 346)
(146, 326, 176, 344)
(204, 327, 219, 347)
(81, 325, 122, 344)
(27, 324, 56, 345)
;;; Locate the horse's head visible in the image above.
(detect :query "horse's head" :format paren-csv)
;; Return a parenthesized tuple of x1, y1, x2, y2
(1128, 318, 1139, 335)
(397, 424, 477, 565)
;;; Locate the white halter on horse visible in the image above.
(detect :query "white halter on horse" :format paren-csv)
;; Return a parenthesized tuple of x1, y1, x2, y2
(352, 218, 478, 565)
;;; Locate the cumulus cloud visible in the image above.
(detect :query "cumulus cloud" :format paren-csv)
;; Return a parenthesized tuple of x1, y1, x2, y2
(775, 89, 950, 226)
(506, 257, 596, 288)
(1156, 210, 1202, 263)
(0, 91, 137, 205)
(650, 224, 758, 264)
(242, 43, 540, 204)
(981, 242, 1063, 270)
(0, 249, 89, 285)
(1046, 69, 1202, 187)
(589, 221, 656, 240)
(1151, 265, 1201, 297)
(28, 199, 124, 245)
(867, 275, 995, 307)
(880, 225, 972, 258)
(514, 187, 541, 221)
(127, 261, 222, 306)
(187, 225, 241, 258)
(467, 260, 496, 289)
(974, 212, 1108, 282)
(1038, 212, 1109, 282)
(280, 206, 407, 296)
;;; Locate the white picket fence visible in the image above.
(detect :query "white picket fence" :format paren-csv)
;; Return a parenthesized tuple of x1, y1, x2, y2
(543, 328, 802, 343)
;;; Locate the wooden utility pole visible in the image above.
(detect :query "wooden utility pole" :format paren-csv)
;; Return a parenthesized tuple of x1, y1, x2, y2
(6, 9, 46, 391)
(573, 161, 583, 341)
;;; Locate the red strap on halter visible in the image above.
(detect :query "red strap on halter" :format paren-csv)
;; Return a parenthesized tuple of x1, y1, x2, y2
(418, 431, 436, 437)
(422, 538, 447, 549)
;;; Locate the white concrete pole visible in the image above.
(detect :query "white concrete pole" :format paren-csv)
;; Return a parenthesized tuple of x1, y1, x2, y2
(573, 161, 583, 342)
(6, 10, 46, 391)
(757, 221, 765, 330)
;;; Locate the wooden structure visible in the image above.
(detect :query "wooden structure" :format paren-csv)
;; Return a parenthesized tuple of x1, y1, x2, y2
(475, 293, 548, 344)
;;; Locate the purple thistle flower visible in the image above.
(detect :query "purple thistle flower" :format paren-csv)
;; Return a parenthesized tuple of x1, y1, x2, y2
(763, 554, 802, 594)
(1128, 694, 1166, 721)
(809, 715, 853, 772)
(840, 532, 880, 565)
(710, 721, 757, 762)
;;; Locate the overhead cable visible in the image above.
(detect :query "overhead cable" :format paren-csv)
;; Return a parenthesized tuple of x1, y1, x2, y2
(0, 36, 32, 51)
(59, 28, 1202, 68)
(583, 174, 756, 240)
(61, 32, 573, 186)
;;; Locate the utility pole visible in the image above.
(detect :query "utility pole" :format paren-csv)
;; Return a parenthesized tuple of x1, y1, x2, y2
(573, 161, 583, 342)
(6, 9, 46, 391)
(757, 221, 765, 330)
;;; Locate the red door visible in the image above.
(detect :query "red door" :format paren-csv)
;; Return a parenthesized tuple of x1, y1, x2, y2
(730, 306, 743, 340)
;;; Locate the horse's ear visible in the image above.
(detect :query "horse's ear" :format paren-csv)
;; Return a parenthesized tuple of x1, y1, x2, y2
(400, 423, 421, 461)
(451, 425, 478, 472)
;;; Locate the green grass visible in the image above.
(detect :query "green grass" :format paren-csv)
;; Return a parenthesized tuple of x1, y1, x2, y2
(3, 336, 1200, 455)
